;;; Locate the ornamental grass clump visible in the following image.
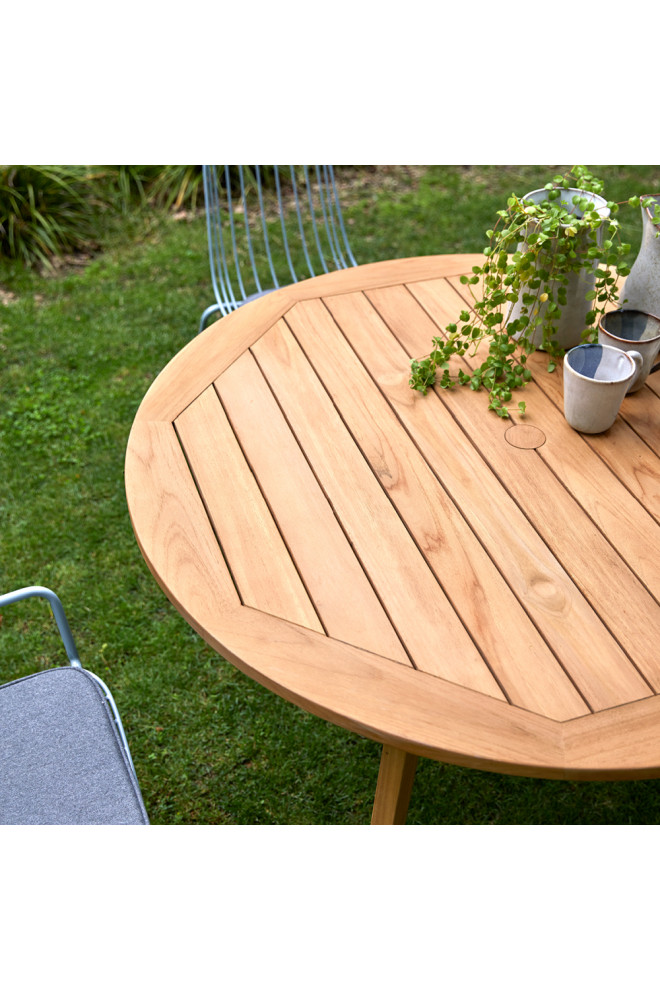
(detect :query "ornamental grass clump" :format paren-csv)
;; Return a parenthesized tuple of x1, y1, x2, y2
(409, 166, 635, 417)
(0, 166, 206, 269)
(0, 166, 98, 268)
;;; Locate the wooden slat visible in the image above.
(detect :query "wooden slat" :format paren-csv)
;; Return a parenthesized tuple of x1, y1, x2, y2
(452, 398, 658, 700)
(283, 254, 486, 300)
(565, 696, 660, 777)
(215, 350, 410, 664)
(404, 283, 660, 708)
(137, 291, 296, 423)
(251, 317, 506, 698)
(646, 373, 660, 401)
(137, 257, 485, 423)
(288, 295, 589, 720)
(175, 386, 324, 632)
(327, 288, 654, 716)
(124, 417, 240, 630)
(503, 369, 660, 605)
(524, 350, 660, 526)
(618, 385, 660, 459)
(213, 606, 570, 777)
(354, 283, 649, 708)
(472, 276, 660, 524)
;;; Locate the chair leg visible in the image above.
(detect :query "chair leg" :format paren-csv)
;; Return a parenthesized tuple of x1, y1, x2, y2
(371, 745, 418, 825)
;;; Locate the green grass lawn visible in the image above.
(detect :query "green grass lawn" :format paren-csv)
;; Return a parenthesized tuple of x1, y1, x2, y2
(3, 165, 660, 824)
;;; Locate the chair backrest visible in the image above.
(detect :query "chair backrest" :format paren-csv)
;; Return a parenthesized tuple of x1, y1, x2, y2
(0, 586, 149, 824)
(200, 165, 357, 331)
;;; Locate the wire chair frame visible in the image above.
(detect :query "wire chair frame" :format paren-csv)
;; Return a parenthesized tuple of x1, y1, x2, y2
(200, 165, 357, 332)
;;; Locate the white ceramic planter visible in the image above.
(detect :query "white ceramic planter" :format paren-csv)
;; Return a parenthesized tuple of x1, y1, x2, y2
(506, 187, 610, 351)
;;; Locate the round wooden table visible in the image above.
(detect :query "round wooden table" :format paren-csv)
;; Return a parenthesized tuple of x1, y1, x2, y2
(125, 255, 660, 824)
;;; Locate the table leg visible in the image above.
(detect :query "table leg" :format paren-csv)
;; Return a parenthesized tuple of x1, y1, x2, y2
(371, 745, 419, 825)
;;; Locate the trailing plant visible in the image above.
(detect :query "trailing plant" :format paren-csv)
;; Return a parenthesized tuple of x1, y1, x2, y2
(409, 166, 641, 417)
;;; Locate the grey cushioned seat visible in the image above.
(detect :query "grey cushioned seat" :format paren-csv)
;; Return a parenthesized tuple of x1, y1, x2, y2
(0, 666, 149, 825)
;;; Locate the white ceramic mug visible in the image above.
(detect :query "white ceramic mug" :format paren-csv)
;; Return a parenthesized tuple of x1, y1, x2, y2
(598, 309, 660, 392)
(563, 343, 643, 433)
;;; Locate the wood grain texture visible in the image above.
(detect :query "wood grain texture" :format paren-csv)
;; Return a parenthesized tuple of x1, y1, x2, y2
(288, 295, 588, 719)
(408, 275, 659, 701)
(175, 386, 324, 631)
(125, 255, 660, 787)
(124, 418, 240, 631)
(252, 316, 504, 696)
(371, 747, 419, 825)
(215, 350, 410, 663)
(207, 606, 567, 775)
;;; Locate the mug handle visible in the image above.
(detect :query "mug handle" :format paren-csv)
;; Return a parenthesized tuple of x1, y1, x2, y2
(629, 349, 644, 389)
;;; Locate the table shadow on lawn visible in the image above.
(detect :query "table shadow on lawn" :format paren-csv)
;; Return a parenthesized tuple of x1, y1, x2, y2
(406, 758, 660, 825)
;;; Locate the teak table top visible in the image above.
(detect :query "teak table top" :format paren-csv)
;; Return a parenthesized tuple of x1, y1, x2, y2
(125, 255, 660, 824)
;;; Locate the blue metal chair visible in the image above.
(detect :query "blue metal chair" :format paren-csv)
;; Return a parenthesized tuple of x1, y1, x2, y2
(0, 586, 149, 825)
(200, 165, 358, 332)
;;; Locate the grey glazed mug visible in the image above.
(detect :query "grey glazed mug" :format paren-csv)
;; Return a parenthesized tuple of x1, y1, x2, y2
(563, 343, 643, 434)
(598, 309, 660, 392)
